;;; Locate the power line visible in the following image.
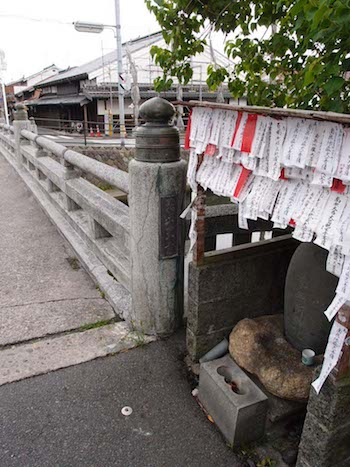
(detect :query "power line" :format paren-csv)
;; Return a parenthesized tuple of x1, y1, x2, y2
(0, 13, 72, 25)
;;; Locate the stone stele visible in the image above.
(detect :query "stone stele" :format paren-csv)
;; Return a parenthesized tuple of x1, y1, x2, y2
(229, 315, 314, 401)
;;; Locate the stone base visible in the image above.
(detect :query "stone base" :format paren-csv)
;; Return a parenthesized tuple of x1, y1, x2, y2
(250, 373, 307, 424)
(229, 315, 315, 401)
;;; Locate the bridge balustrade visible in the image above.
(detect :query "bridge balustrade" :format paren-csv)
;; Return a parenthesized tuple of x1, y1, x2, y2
(0, 98, 186, 337)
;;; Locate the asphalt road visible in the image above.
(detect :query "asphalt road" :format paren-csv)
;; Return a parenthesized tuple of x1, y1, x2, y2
(0, 333, 240, 467)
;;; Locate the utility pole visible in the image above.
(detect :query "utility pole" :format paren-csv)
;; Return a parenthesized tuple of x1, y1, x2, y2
(114, 0, 126, 144)
(1, 81, 9, 125)
(126, 44, 140, 127)
(0, 50, 9, 125)
(73, 10, 126, 142)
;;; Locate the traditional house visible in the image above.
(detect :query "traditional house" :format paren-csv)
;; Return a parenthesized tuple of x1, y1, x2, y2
(7, 64, 59, 109)
(20, 32, 239, 132)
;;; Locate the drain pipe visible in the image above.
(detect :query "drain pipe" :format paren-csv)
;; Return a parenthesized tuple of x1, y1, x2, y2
(199, 338, 229, 364)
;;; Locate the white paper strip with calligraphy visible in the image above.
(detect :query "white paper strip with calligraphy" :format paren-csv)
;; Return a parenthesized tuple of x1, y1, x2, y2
(312, 320, 348, 394)
(324, 295, 347, 321)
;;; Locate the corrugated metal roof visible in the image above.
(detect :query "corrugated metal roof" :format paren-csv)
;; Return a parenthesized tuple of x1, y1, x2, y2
(38, 32, 163, 87)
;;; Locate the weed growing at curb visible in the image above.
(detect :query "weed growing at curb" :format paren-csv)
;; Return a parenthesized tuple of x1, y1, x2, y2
(78, 319, 113, 332)
(124, 320, 147, 347)
(95, 285, 106, 299)
(257, 458, 277, 467)
(66, 256, 80, 270)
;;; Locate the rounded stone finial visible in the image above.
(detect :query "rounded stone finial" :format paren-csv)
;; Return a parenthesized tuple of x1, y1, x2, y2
(135, 97, 180, 162)
(13, 103, 28, 121)
(139, 97, 175, 125)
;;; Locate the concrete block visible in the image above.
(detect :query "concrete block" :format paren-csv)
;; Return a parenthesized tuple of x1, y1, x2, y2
(198, 354, 268, 446)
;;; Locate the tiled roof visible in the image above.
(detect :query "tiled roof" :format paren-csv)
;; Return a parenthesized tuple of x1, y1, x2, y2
(25, 95, 91, 106)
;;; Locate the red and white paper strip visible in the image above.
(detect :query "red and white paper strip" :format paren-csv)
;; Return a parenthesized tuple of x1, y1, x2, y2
(240, 114, 257, 154)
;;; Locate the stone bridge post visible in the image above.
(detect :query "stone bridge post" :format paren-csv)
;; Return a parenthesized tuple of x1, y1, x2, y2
(13, 103, 31, 167)
(297, 372, 350, 467)
(129, 97, 187, 336)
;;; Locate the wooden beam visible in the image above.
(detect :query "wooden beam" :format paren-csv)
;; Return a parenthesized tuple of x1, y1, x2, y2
(173, 100, 350, 125)
(193, 153, 206, 266)
(83, 104, 88, 147)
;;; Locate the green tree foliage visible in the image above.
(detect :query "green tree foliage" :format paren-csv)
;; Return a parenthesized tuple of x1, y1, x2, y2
(145, 0, 350, 112)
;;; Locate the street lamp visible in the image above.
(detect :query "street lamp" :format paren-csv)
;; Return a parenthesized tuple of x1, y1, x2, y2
(74, 22, 105, 34)
(73, 0, 126, 144)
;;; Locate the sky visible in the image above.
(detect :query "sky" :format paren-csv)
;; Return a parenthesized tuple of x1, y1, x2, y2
(0, 0, 162, 82)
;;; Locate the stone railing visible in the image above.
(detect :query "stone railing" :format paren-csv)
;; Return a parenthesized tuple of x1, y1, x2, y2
(0, 99, 187, 336)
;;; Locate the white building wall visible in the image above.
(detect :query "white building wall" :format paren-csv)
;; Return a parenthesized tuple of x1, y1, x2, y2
(27, 67, 59, 88)
(97, 98, 133, 116)
(90, 38, 233, 87)
(13, 85, 27, 94)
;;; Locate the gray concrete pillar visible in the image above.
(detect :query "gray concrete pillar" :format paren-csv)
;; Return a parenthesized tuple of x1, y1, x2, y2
(129, 97, 187, 336)
(297, 372, 350, 467)
(13, 103, 31, 167)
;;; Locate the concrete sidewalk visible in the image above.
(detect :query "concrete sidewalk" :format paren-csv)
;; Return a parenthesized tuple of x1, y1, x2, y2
(0, 333, 240, 467)
(0, 155, 242, 467)
(0, 149, 241, 466)
(0, 153, 153, 385)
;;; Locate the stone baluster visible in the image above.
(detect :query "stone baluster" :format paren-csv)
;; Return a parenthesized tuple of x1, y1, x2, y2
(3, 124, 10, 151)
(13, 103, 31, 166)
(59, 151, 81, 212)
(29, 117, 38, 135)
(129, 97, 187, 336)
